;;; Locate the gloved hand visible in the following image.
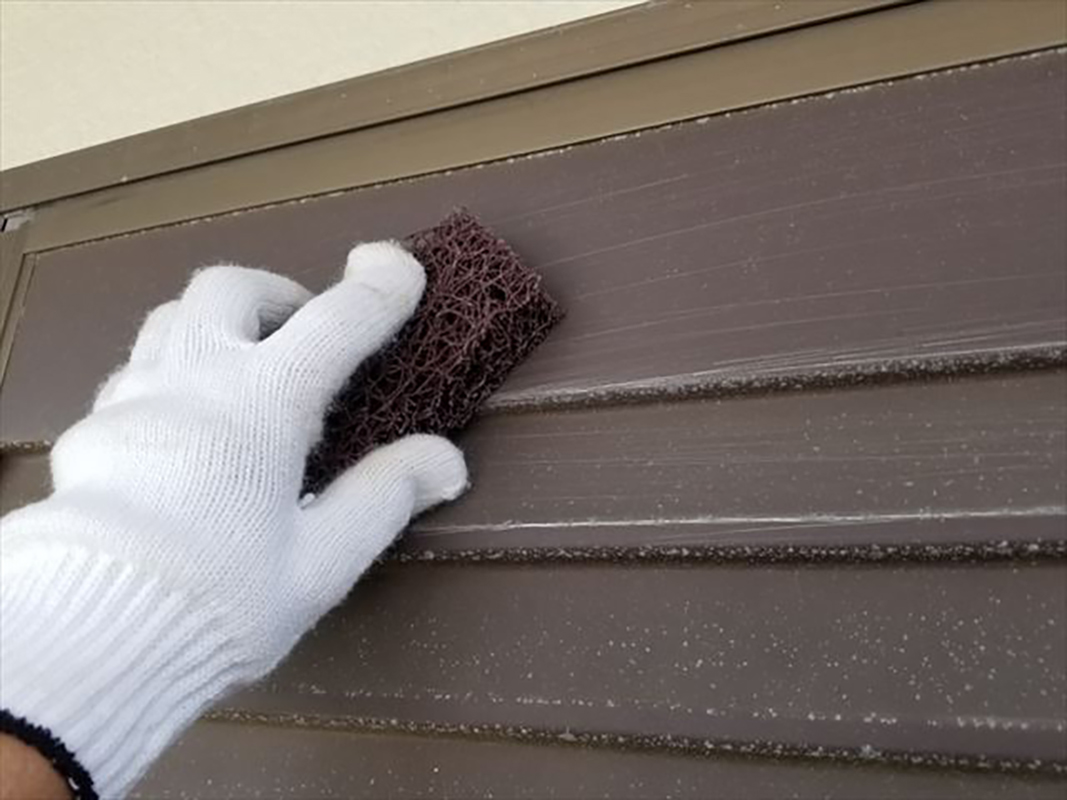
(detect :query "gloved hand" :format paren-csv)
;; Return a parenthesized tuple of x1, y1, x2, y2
(0, 242, 468, 799)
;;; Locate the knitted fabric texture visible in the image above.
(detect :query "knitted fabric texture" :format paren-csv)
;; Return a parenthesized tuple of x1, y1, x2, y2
(304, 209, 563, 494)
(0, 246, 468, 797)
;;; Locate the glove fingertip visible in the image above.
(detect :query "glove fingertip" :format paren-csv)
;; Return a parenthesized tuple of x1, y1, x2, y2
(344, 241, 426, 304)
(386, 434, 469, 515)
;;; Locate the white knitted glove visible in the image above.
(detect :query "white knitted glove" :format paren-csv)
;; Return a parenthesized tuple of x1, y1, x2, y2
(0, 242, 468, 798)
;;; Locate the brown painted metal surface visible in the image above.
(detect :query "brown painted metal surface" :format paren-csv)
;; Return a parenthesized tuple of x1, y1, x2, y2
(0, 228, 27, 333)
(0, 450, 48, 517)
(0, 227, 30, 384)
(3, 51, 1065, 443)
(413, 373, 1067, 553)
(6, 375, 1063, 552)
(21, 1, 1066, 252)
(0, 0, 908, 212)
(134, 720, 1067, 799)
(1, 46, 1064, 799)
(217, 560, 1066, 767)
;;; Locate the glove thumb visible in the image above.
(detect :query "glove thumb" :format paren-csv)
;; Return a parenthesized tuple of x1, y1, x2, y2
(293, 434, 467, 614)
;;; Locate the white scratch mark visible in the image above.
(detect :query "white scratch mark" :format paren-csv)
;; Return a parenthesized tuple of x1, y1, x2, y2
(418, 506, 1067, 536)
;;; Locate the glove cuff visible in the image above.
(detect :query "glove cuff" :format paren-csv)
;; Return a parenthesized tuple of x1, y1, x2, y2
(1, 543, 247, 798)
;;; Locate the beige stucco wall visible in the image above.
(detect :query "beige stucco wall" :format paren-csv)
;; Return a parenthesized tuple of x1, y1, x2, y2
(0, 0, 641, 170)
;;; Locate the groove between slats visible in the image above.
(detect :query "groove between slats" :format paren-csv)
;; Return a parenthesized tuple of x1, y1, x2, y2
(201, 708, 1065, 776)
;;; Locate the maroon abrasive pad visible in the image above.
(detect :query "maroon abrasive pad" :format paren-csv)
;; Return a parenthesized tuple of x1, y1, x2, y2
(303, 209, 563, 494)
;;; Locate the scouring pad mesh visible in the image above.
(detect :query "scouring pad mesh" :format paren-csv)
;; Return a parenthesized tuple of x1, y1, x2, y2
(303, 208, 563, 495)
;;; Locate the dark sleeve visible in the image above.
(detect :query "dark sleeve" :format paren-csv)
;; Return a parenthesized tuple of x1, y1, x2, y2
(0, 708, 97, 800)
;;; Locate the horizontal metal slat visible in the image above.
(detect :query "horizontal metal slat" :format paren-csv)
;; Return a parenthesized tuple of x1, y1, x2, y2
(222, 559, 1066, 768)
(134, 719, 1067, 799)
